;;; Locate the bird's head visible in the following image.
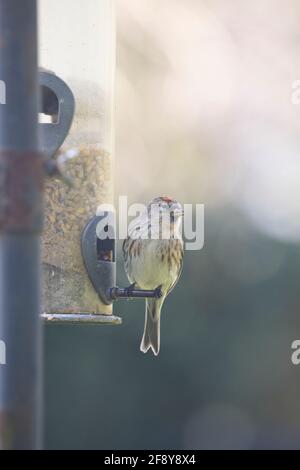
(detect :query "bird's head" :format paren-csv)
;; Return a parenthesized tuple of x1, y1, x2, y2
(149, 196, 184, 224)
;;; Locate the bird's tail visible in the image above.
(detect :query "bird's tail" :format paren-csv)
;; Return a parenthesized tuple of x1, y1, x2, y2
(140, 298, 164, 356)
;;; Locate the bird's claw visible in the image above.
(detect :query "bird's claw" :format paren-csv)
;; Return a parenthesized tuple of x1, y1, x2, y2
(124, 283, 136, 297)
(154, 286, 163, 299)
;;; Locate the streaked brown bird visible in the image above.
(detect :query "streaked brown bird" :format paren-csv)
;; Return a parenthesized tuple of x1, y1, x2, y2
(123, 196, 184, 355)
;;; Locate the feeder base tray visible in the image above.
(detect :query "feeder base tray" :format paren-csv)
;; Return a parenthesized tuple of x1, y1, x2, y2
(41, 313, 122, 325)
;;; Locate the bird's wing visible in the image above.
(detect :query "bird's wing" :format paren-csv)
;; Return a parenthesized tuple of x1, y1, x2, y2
(166, 240, 184, 295)
(122, 236, 135, 284)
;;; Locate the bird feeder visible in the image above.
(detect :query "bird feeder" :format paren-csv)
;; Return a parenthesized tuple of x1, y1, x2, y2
(39, 0, 120, 324)
(39, 0, 165, 324)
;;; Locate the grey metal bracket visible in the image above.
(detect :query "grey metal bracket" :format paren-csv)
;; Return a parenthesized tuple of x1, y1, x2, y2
(81, 213, 163, 306)
(81, 213, 116, 305)
(39, 69, 75, 159)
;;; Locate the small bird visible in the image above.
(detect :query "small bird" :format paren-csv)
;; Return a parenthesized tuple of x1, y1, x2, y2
(123, 196, 184, 355)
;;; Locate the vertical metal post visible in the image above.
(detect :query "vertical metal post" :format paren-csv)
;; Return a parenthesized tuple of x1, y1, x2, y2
(0, 0, 43, 449)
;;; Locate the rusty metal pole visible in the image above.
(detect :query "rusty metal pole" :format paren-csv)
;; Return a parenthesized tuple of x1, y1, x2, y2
(0, 0, 43, 449)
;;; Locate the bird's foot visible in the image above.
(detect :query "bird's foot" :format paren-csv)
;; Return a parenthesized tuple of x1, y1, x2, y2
(154, 285, 163, 299)
(124, 283, 136, 298)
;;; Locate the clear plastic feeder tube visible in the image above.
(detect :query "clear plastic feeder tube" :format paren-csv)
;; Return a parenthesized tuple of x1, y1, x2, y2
(39, 0, 115, 314)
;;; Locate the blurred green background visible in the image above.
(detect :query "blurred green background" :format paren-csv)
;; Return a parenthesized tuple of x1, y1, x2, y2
(45, 0, 300, 449)
(44, 209, 300, 449)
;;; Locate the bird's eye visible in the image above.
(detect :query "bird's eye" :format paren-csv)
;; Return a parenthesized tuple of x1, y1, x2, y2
(171, 203, 181, 213)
